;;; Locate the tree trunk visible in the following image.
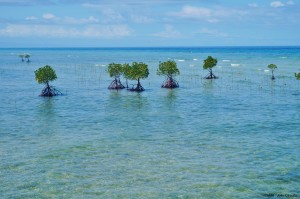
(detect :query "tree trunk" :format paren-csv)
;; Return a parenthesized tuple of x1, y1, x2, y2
(137, 78, 141, 90)
(40, 81, 62, 97)
(205, 68, 217, 79)
(46, 81, 50, 90)
(130, 78, 144, 91)
(115, 77, 118, 87)
(161, 75, 179, 88)
(108, 77, 125, 89)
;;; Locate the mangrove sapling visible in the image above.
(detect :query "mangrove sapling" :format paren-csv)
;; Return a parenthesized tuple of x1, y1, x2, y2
(107, 63, 125, 90)
(18, 54, 24, 62)
(25, 54, 30, 62)
(203, 56, 218, 79)
(157, 60, 180, 88)
(123, 62, 149, 92)
(268, 64, 277, 80)
(295, 70, 300, 80)
(34, 65, 62, 97)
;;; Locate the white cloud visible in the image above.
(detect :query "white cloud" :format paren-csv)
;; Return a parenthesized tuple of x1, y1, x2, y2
(248, 3, 258, 8)
(87, 16, 99, 23)
(0, 24, 132, 38)
(24, 15, 100, 25)
(270, 0, 295, 7)
(153, 25, 181, 38)
(286, 0, 295, 5)
(270, 1, 285, 7)
(197, 28, 228, 37)
(0, 0, 53, 6)
(63, 16, 99, 24)
(101, 8, 125, 22)
(83, 3, 124, 23)
(25, 16, 37, 20)
(83, 25, 132, 38)
(169, 5, 247, 23)
(170, 6, 212, 20)
(42, 13, 56, 20)
(131, 15, 154, 24)
(207, 19, 219, 23)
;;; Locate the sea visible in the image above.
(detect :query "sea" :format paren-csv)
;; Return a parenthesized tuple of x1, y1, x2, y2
(0, 47, 299, 198)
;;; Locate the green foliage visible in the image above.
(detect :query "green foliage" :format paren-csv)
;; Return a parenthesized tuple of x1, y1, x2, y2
(18, 54, 24, 61)
(122, 63, 130, 79)
(25, 54, 30, 59)
(268, 64, 277, 71)
(295, 71, 300, 80)
(157, 60, 180, 77)
(123, 62, 149, 81)
(203, 56, 217, 70)
(34, 65, 57, 85)
(107, 63, 123, 78)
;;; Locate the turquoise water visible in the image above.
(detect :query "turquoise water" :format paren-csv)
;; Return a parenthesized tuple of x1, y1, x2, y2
(0, 47, 299, 198)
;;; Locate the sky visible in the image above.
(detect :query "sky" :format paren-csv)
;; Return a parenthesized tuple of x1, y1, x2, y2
(0, 0, 299, 47)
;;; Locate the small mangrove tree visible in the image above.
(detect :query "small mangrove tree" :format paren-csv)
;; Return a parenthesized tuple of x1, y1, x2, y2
(268, 64, 277, 80)
(157, 60, 180, 88)
(203, 56, 218, 79)
(25, 54, 30, 62)
(123, 62, 149, 92)
(107, 63, 125, 89)
(34, 65, 61, 97)
(295, 70, 300, 80)
(18, 54, 24, 62)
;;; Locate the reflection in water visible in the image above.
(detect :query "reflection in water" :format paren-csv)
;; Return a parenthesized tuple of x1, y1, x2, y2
(160, 89, 179, 123)
(202, 79, 214, 90)
(105, 91, 151, 131)
(109, 91, 149, 110)
(37, 98, 55, 117)
(125, 92, 149, 111)
(106, 90, 150, 123)
(164, 89, 177, 107)
(202, 79, 221, 96)
(35, 98, 56, 135)
(167, 89, 176, 100)
(107, 90, 122, 105)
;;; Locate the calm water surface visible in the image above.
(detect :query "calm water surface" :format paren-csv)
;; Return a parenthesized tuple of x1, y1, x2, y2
(0, 47, 299, 198)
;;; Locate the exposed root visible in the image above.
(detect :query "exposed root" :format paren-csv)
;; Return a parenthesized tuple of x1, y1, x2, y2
(108, 79, 125, 90)
(204, 72, 218, 79)
(40, 86, 62, 97)
(129, 84, 144, 92)
(161, 77, 179, 88)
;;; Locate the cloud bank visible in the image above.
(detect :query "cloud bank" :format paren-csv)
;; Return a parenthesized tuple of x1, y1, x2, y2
(0, 24, 132, 38)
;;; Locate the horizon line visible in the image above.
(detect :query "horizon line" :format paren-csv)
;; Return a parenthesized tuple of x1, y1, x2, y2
(1, 45, 300, 49)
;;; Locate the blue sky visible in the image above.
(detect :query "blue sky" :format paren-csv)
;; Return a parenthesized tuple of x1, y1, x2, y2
(0, 0, 299, 47)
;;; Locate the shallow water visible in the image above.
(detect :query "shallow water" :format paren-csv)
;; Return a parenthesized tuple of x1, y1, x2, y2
(0, 47, 300, 198)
